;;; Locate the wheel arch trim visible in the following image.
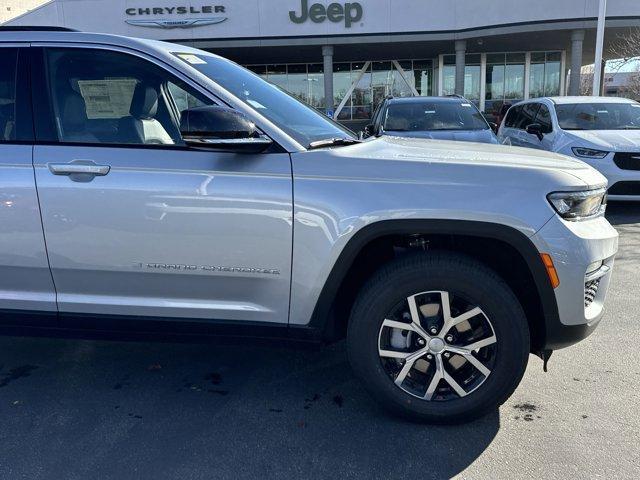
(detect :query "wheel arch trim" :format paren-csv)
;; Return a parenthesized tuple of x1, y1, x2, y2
(306, 219, 560, 346)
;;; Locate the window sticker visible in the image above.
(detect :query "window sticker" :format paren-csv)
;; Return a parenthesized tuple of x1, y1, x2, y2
(246, 99, 266, 110)
(77, 78, 138, 119)
(176, 53, 207, 65)
(460, 103, 472, 107)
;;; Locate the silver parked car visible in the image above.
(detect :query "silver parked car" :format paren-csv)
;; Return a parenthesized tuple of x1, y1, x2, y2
(498, 96, 640, 200)
(363, 96, 499, 144)
(0, 27, 618, 423)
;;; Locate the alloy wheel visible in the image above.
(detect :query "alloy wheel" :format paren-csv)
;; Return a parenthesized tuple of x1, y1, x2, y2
(378, 290, 497, 401)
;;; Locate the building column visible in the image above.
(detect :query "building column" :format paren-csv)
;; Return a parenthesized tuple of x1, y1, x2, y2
(322, 45, 334, 116)
(455, 40, 466, 96)
(569, 29, 585, 96)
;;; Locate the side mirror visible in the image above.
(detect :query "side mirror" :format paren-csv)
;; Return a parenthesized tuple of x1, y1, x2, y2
(363, 124, 376, 138)
(525, 123, 544, 141)
(488, 122, 498, 134)
(180, 106, 272, 153)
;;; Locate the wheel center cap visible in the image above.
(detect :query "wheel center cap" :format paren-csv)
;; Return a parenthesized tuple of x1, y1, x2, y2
(428, 337, 445, 353)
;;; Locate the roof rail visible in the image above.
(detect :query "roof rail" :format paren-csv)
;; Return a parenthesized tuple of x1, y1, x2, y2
(0, 26, 78, 32)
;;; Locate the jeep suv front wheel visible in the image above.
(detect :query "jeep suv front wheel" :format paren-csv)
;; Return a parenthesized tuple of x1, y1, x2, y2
(347, 251, 530, 424)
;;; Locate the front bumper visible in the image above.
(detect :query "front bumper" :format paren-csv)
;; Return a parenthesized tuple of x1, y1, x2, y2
(581, 153, 640, 201)
(531, 213, 619, 350)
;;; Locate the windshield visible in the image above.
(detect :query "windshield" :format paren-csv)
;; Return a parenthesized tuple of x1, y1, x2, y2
(173, 52, 354, 146)
(383, 101, 489, 132)
(555, 102, 640, 130)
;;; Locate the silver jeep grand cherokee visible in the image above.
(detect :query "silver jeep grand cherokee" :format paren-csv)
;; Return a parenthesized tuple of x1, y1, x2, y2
(0, 27, 618, 423)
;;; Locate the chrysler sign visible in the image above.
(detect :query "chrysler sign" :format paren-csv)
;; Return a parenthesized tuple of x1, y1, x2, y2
(125, 5, 227, 29)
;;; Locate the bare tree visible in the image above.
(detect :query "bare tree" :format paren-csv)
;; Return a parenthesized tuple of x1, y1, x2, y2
(608, 27, 640, 71)
(618, 73, 640, 101)
(607, 28, 640, 100)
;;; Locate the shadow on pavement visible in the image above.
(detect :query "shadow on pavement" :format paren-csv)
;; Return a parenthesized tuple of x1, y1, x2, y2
(0, 336, 499, 479)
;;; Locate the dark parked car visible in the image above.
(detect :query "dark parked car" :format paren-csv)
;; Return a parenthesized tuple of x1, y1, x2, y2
(363, 96, 499, 144)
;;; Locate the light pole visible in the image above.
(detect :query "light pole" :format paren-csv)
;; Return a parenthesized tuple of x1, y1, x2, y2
(304, 77, 318, 105)
(592, 0, 607, 96)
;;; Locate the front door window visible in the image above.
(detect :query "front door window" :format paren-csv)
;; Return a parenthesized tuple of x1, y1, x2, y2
(44, 48, 213, 146)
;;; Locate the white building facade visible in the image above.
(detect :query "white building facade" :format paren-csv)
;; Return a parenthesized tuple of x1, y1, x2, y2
(5, 0, 640, 127)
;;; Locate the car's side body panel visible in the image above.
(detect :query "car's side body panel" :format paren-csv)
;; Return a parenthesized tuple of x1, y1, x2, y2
(0, 144, 57, 313)
(288, 136, 601, 327)
(0, 45, 57, 314)
(33, 145, 294, 323)
(25, 42, 294, 324)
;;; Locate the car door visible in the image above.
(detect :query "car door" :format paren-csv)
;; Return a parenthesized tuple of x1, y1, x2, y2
(0, 46, 57, 317)
(533, 102, 556, 151)
(31, 45, 293, 325)
(498, 104, 522, 146)
(518, 102, 543, 150)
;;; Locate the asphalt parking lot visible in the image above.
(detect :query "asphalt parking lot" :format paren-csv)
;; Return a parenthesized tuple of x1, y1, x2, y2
(0, 205, 639, 480)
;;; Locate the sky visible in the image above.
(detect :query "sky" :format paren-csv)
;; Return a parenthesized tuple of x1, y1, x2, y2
(607, 58, 640, 72)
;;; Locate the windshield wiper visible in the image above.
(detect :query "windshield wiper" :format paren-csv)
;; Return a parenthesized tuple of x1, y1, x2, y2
(308, 137, 361, 149)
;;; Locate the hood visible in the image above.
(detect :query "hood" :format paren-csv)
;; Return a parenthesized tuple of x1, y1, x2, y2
(294, 135, 609, 238)
(344, 136, 607, 189)
(566, 129, 640, 151)
(385, 129, 499, 144)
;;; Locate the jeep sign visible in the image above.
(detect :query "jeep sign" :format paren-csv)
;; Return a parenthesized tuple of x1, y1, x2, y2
(289, 0, 363, 28)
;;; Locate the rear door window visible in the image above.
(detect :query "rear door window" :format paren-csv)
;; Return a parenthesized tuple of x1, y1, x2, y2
(515, 103, 541, 129)
(504, 105, 522, 128)
(0, 48, 18, 142)
(535, 104, 553, 134)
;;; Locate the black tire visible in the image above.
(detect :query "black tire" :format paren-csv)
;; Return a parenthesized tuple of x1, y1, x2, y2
(347, 251, 530, 424)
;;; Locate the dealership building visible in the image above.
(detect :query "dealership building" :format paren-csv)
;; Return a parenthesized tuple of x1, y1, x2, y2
(5, 0, 640, 128)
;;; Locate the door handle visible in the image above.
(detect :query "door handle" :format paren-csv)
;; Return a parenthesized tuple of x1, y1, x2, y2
(49, 164, 110, 176)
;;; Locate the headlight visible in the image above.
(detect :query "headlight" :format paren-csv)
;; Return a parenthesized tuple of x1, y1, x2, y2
(571, 147, 608, 159)
(547, 188, 607, 221)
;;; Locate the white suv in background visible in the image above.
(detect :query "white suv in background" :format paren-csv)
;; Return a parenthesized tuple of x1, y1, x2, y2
(498, 96, 640, 201)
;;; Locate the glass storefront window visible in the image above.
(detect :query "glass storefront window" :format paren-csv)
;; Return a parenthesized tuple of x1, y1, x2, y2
(334, 62, 352, 119)
(393, 60, 414, 98)
(483, 53, 526, 120)
(464, 55, 482, 104)
(246, 49, 562, 126)
(372, 61, 393, 107)
(505, 53, 525, 101)
(442, 55, 456, 96)
(351, 62, 372, 120)
(544, 52, 561, 97)
(287, 64, 308, 104)
(529, 52, 562, 98)
(413, 60, 432, 96)
(266, 64, 287, 91)
(485, 60, 505, 120)
(529, 61, 545, 98)
(307, 64, 325, 110)
(244, 58, 434, 122)
(246, 65, 266, 76)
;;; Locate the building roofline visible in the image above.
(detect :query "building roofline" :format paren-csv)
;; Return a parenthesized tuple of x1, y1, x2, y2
(0, 0, 55, 26)
(170, 15, 640, 46)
